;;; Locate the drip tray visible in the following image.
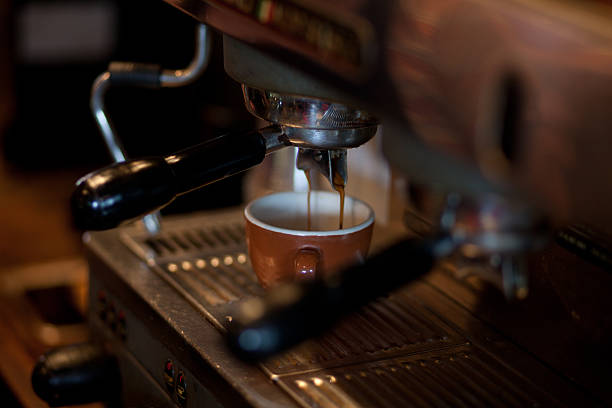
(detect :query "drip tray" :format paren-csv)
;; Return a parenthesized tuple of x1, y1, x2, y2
(119, 209, 592, 407)
(281, 346, 554, 408)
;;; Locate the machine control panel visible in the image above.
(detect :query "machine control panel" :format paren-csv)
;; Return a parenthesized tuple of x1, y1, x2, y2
(90, 277, 223, 407)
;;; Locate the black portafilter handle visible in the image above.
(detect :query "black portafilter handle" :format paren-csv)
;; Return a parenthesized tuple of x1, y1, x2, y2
(226, 236, 448, 361)
(72, 127, 277, 231)
(31, 343, 120, 406)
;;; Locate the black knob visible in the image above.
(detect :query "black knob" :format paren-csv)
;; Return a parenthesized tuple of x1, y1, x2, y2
(31, 343, 120, 407)
(72, 158, 176, 231)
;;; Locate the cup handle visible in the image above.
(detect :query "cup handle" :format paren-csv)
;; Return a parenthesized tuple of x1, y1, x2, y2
(294, 247, 320, 282)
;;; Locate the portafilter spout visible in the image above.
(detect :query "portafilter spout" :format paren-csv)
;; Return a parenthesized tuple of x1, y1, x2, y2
(296, 148, 348, 192)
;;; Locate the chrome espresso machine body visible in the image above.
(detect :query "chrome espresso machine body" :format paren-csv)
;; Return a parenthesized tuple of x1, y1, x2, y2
(32, 1, 612, 407)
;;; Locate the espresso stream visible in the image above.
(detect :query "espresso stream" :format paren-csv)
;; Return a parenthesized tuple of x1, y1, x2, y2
(304, 169, 313, 231)
(304, 168, 345, 231)
(332, 171, 345, 230)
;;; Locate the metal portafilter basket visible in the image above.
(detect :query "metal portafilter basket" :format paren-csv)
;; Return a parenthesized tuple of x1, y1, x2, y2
(71, 86, 379, 231)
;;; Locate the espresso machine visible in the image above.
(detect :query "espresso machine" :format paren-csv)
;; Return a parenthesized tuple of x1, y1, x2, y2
(31, 1, 612, 407)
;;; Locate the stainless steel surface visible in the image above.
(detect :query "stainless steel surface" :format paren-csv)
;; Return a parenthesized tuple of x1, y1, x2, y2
(119, 212, 265, 307)
(280, 344, 556, 407)
(222, 35, 362, 104)
(84, 210, 597, 407)
(86, 210, 298, 408)
(159, 24, 211, 88)
(282, 126, 378, 150)
(243, 87, 376, 129)
(242, 86, 378, 149)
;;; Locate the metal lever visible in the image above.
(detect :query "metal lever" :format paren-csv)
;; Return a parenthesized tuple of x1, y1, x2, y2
(89, 24, 211, 234)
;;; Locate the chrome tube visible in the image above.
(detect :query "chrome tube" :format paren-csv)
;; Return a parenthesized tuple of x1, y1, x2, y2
(90, 71, 126, 163)
(160, 24, 211, 87)
(90, 71, 162, 234)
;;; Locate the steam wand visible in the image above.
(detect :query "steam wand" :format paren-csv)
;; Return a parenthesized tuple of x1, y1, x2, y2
(90, 24, 211, 234)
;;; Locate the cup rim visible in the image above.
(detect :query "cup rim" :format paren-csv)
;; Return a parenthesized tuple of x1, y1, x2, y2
(244, 191, 375, 237)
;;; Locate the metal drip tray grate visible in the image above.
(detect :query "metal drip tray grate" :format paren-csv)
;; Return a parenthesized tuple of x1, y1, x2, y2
(281, 345, 559, 408)
(117, 210, 588, 407)
(120, 210, 266, 306)
(158, 255, 264, 306)
(122, 213, 247, 262)
(260, 291, 464, 374)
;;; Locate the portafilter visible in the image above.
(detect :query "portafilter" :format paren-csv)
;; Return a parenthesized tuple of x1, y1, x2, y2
(71, 86, 378, 231)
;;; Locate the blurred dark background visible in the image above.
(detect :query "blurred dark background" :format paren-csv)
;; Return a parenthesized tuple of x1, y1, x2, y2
(4, 0, 254, 203)
(0, 1, 253, 406)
